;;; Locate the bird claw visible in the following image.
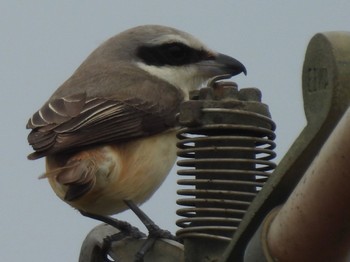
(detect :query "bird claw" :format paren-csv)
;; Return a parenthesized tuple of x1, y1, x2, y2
(79, 206, 178, 261)
(103, 226, 178, 262)
(132, 225, 179, 262)
(147, 224, 177, 241)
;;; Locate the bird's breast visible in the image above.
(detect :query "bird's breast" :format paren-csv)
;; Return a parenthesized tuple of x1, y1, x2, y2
(46, 130, 178, 215)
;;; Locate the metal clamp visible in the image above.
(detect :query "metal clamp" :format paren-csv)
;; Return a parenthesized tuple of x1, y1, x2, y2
(223, 31, 350, 262)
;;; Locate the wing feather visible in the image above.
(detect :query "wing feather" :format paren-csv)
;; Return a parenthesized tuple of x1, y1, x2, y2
(27, 64, 184, 159)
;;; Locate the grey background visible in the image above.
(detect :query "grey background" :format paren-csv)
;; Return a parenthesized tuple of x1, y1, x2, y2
(1, 1, 349, 261)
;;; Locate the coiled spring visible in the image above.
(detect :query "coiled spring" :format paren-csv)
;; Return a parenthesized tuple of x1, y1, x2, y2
(176, 77, 276, 242)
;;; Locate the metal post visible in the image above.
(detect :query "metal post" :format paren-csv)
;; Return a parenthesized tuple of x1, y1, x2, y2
(176, 76, 276, 261)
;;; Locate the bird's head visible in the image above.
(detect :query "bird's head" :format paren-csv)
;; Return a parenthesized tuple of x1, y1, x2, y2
(81, 25, 246, 98)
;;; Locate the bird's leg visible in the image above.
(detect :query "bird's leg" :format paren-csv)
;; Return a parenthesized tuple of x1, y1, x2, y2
(123, 200, 178, 262)
(124, 200, 177, 240)
(80, 210, 145, 237)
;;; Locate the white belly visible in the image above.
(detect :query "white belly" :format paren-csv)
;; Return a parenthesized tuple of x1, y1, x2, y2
(60, 130, 178, 215)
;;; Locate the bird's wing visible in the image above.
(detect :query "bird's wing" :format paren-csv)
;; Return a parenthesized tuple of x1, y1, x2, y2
(26, 65, 183, 159)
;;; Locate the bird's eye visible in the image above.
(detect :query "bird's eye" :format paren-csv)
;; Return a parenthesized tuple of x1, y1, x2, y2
(137, 42, 205, 66)
(163, 44, 187, 62)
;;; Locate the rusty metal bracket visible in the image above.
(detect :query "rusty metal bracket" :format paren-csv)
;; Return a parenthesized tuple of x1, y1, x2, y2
(222, 32, 350, 261)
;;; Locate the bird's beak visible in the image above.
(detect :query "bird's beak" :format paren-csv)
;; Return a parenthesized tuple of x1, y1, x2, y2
(197, 52, 247, 77)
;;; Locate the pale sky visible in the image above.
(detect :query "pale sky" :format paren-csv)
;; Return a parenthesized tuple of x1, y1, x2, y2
(1, 1, 350, 261)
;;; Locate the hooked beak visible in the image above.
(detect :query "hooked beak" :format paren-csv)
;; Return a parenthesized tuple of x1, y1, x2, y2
(197, 52, 247, 77)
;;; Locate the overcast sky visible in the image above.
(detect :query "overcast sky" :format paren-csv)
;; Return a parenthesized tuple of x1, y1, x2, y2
(1, 1, 350, 261)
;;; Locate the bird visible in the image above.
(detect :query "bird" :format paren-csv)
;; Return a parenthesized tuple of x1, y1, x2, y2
(26, 25, 246, 260)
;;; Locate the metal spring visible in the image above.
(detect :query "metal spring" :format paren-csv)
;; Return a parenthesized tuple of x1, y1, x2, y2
(176, 85, 276, 242)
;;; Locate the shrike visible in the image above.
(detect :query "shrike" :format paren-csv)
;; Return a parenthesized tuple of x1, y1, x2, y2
(27, 25, 246, 259)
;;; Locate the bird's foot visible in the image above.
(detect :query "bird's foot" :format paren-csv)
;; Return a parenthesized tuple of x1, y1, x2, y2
(122, 200, 179, 261)
(147, 223, 177, 241)
(132, 225, 178, 262)
(79, 210, 146, 261)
